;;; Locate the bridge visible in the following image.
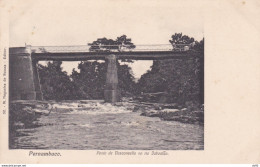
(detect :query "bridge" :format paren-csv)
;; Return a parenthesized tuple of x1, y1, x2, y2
(9, 44, 200, 103)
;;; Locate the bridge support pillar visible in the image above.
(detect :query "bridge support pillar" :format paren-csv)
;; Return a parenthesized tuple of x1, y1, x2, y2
(9, 47, 43, 100)
(104, 54, 121, 103)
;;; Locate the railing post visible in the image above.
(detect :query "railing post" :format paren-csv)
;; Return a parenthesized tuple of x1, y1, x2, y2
(104, 54, 121, 103)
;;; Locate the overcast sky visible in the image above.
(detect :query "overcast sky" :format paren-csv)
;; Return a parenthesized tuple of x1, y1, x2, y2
(9, 0, 204, 78)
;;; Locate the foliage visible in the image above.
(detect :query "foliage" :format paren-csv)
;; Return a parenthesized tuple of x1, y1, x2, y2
(88, 35, 135, 52)
(88, 37, 118, 52)
(115, 35, 136, 50)
(138, 35, 204, 105)
(88, 35, 135, 63)
(70, 61, 138, 99)
(38, 60, 137, 100)
(169, 33, 195, 51)
(193, 38, 204, 52)
(70, 61, 107, 99)
(38, 61, 75, 100)
(117, 63, 138, 96)
(169, 33, 195, 45)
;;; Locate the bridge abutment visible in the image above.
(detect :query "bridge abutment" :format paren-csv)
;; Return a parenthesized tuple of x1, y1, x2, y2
(104, 55, 121, 103)
(9, 47, 43, 100)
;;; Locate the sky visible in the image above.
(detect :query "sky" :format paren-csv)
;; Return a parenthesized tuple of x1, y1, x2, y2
(8, 0, 204, 78)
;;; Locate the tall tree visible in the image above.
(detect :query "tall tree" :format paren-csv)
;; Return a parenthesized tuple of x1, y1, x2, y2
(138, 35, 204, 105)
(115, 35, 136, 51)
(169, 33, 195, 44)
(70, 60, 137, 99)
(169, 33, 195, 51)
(71, 61, 107, 99)
(88, 37, 118, 52)
(88, 35, 135, 52)
(38, 61, 75, 100)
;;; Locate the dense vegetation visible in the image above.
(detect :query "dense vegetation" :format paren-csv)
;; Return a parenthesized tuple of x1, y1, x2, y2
(138, 34, 204, 104)
(38, 33, 204, 105)
(88, 35, 135, 52)
(38, 60, 137, 100)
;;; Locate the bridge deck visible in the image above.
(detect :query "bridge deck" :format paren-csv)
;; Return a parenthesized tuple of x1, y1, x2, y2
(33, 50, 199, 61)
(10, 44, 201, 61)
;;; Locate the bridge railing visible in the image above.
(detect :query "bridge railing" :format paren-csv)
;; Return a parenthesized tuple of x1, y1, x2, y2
(30, 44, 193, 53)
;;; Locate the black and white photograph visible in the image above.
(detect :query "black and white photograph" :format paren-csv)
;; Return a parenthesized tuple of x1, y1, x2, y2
(8, 0, 204, 150)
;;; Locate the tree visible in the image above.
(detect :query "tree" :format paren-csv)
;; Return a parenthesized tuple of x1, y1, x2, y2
(169, 33, 195, 45)
(70, 60, 138, 99)
(138, 35, 204, 105)
(38, 61, 75, 100)
(88, 37, 118, 52)
(117, 62, 138, 96)
(88, 35, 135, 52)
(193, 38, 204, 53)
(115, 35, 136, 51)
(169, 33, 195, 51)
(71, 61, 107, 99)
(193, 38, 204, 103)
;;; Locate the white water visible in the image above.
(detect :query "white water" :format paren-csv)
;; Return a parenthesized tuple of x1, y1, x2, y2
(10, 101, 204, 150)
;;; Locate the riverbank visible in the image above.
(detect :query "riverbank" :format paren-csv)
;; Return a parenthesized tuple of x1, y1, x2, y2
(133, 102, 204, 125)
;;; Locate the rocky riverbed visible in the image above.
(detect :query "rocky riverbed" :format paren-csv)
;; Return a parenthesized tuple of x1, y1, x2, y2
(9, 99, 204, 150)
(9, 99, 204, 129)
(133, 102, 204, 125)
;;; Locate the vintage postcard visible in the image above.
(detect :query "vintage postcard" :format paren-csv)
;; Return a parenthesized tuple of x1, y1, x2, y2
(0, 0, 259, 164)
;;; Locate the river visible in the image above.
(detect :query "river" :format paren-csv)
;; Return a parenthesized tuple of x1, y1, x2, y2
(10, 100, 204, 150)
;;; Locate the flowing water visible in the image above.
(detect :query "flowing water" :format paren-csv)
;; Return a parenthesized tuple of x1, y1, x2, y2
(10, 101, 204, 150)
